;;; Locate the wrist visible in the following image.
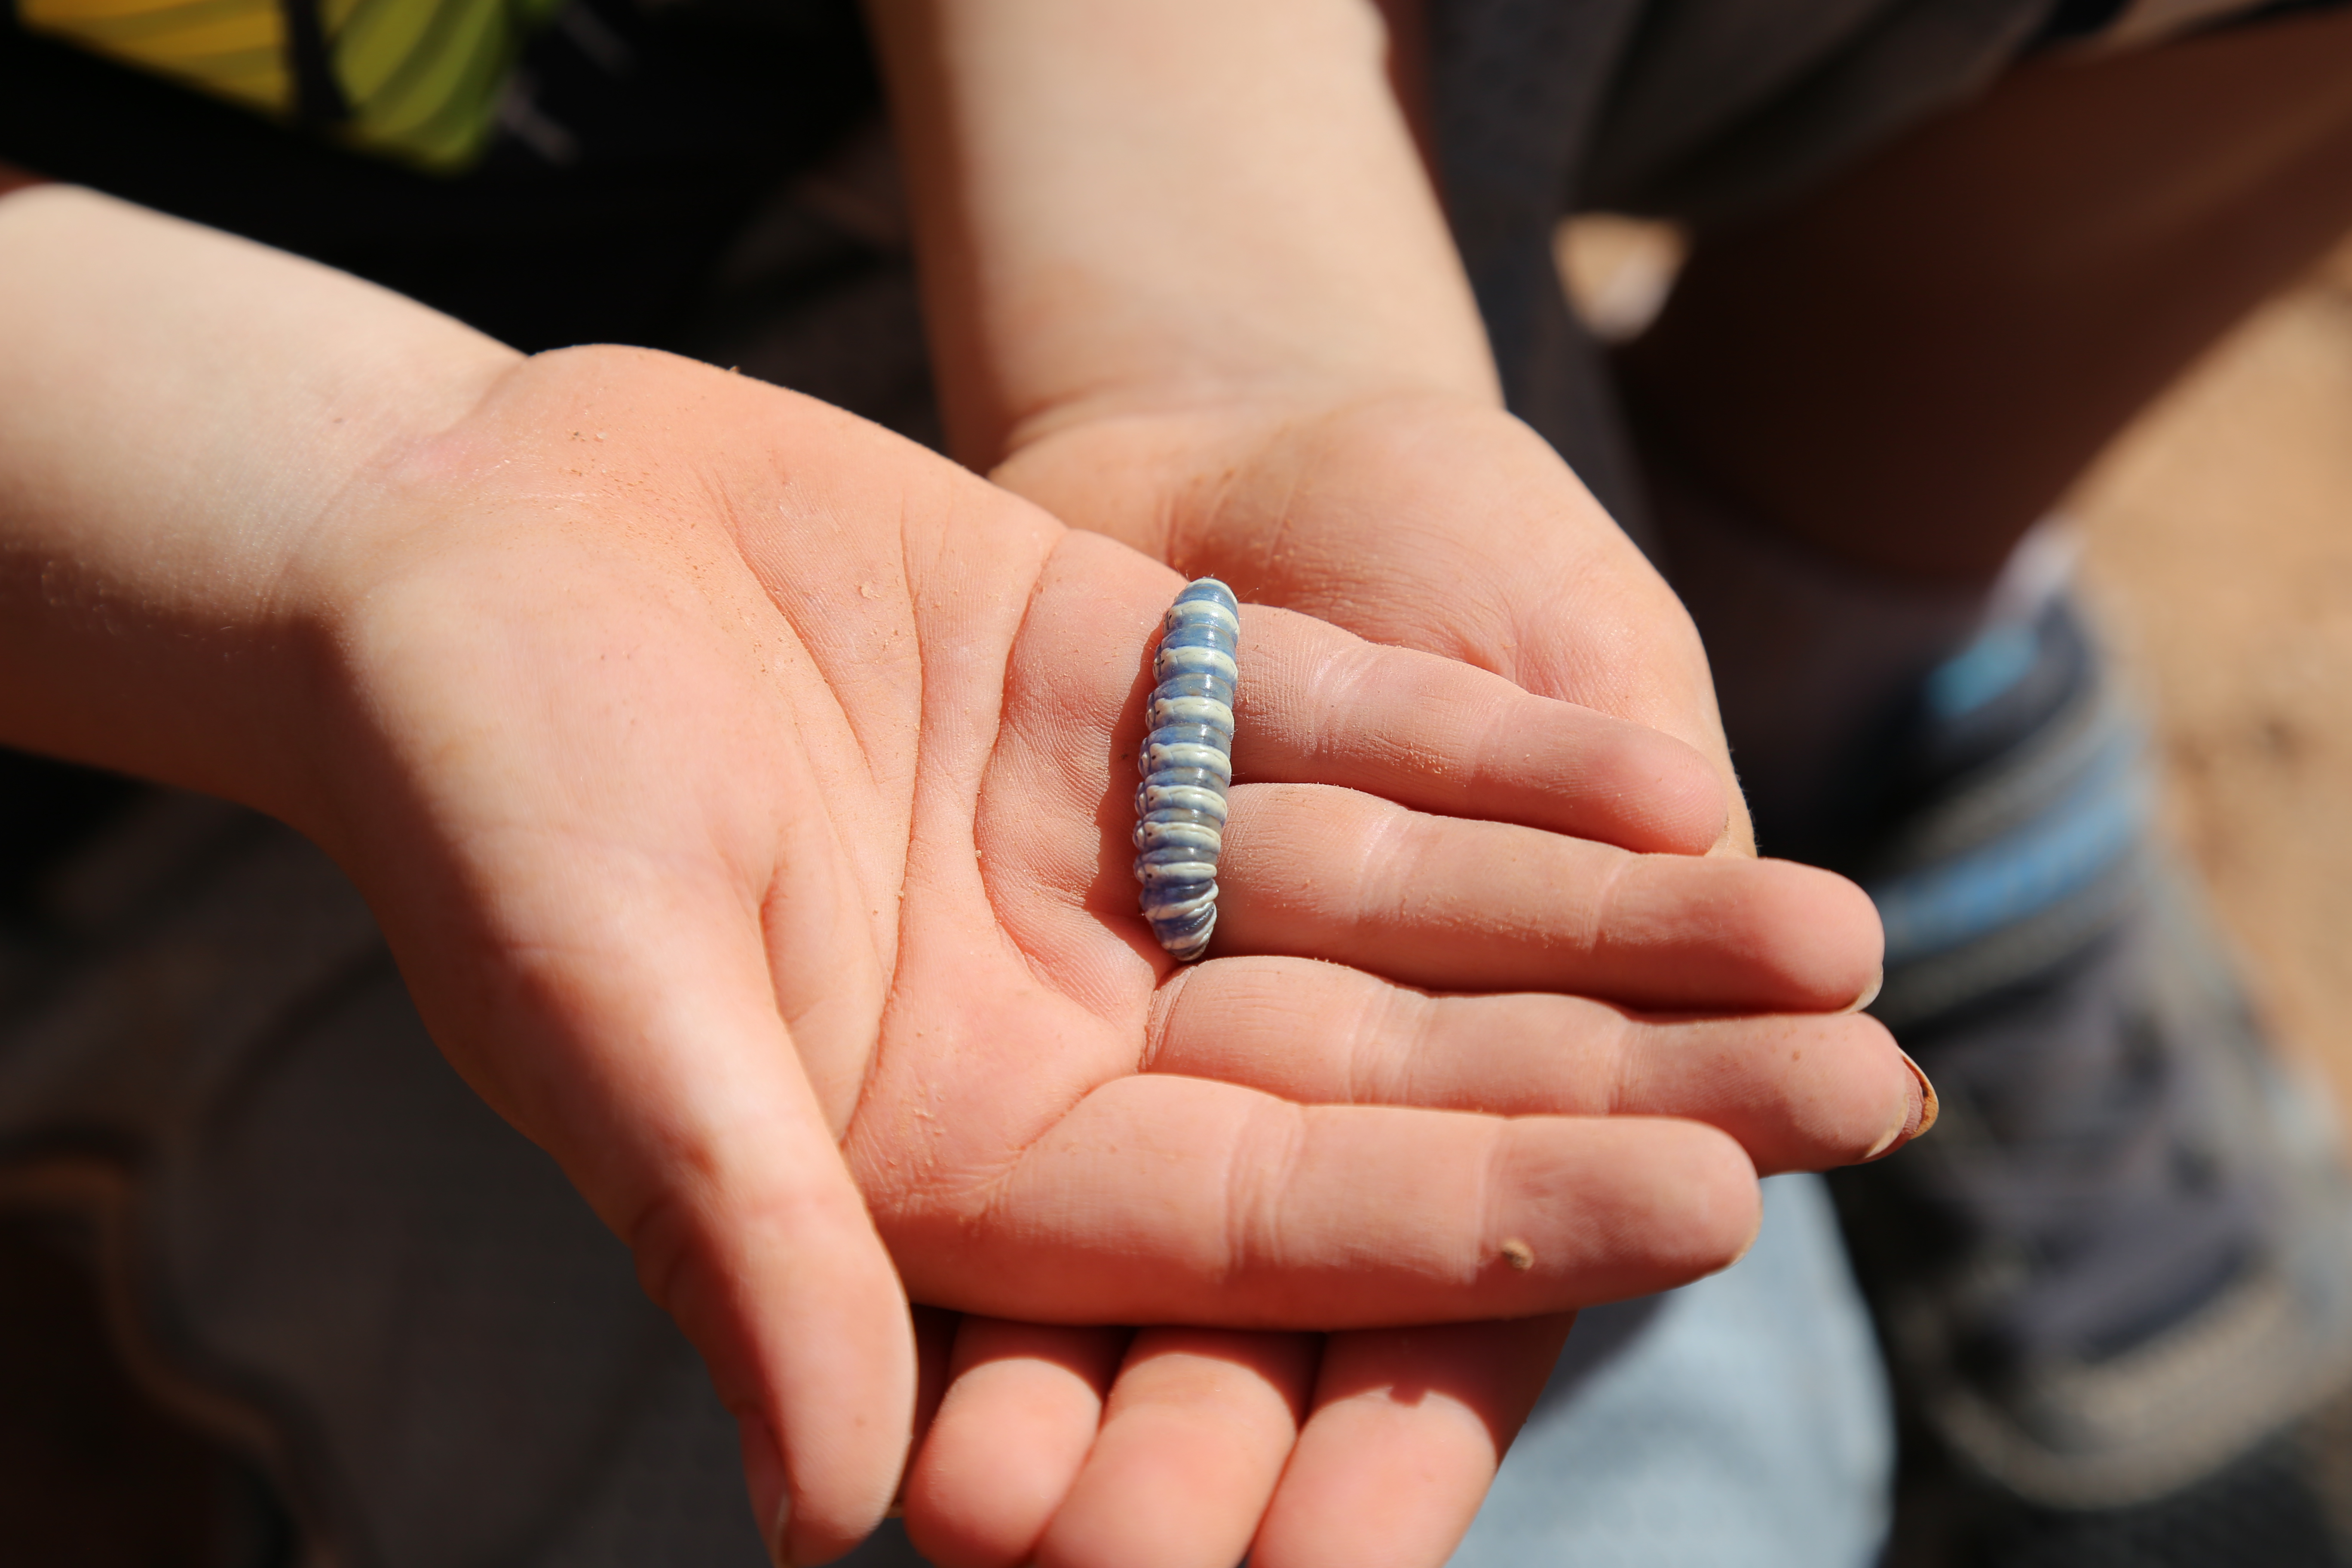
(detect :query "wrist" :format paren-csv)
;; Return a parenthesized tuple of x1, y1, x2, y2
(0, 187, 520, 830)
(875, 0, 1500, 470)
(269, 345, 802, 874)
(257, 351, 537, 845)
(989, 383, 1498, 560)
(995, 371, 1500, 481)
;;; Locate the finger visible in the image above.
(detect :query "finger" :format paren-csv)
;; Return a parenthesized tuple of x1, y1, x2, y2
(995, 397, 1722, 754)
(1001, 533, 1724, 871)
(1252, 1317, 1574, 1568)
(886, 1075, 1760, 1328)
(1148, 957, 1925, 1171)
(903, 1319, 1129, 1568)
(983, 541, 1830, 1004)
(903, 1305, 961, 1489)
(1033, 1329, 1318, 1568)
(1231, 603, 1727, 854)
(566, 949, 913, 1567)
(1213, 783, 1882, 1011)
(382, 850, 915, 1568)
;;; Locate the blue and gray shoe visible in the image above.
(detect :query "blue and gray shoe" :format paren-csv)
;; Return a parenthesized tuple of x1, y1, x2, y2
(1819, 600, 2352, 1558)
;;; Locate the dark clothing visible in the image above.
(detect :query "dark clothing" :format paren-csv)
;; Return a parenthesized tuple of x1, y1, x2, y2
(0, 0, 873, 351)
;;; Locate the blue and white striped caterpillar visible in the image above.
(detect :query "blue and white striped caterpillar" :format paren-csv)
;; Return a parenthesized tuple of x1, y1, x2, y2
(1133, 578, 1239, 962)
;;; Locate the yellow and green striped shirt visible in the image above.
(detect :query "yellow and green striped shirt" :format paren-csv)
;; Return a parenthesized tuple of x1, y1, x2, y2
(15, 0, 563, 168)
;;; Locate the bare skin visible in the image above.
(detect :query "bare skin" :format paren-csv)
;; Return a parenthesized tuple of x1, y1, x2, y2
(867, 5, 2352, 1562)
(1620, 3, 2352, 588)
(21, 28, 2334, 1558)
(873, 4, 1792, 1562)
(42, 0, 2255, 1556)
(733, 7, 2352, 1560)
(0, 187, 1908, 1565)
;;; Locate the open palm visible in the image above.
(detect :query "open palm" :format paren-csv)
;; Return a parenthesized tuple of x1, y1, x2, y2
(287, 350, 1902, 1565)
(986, 388, 1919, 1568)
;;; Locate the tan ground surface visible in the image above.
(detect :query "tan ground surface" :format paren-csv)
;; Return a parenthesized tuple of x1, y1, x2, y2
(2070, 239, 2352, 1107)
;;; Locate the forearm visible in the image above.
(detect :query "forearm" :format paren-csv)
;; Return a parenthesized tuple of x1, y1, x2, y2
(0, 185, 516, 821)
(869, 0, 1498, 466)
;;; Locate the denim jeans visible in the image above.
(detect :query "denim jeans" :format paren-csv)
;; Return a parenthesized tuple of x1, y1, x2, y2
(1449, 1174, 1892, 1568)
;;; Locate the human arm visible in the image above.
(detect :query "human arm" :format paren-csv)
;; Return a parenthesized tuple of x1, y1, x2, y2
(0, 185, 1907, 1566)
(869, 3, 1893, 1562)
(871, 0, 1725, 777)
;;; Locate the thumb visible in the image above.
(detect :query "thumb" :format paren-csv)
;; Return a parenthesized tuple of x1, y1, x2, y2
(648, 1089, 915, 1566)
(611, 985, 914, 1567)
(392, 862, 914, 1566)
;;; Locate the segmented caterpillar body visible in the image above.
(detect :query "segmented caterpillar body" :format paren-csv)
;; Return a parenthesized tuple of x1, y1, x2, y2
(1133, 578, 1239, 962)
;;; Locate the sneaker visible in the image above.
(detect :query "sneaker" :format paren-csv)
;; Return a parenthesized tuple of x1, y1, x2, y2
(1818, 600, 2352, 1557)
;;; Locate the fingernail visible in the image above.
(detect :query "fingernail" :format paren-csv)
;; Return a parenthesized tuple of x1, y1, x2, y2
(1844, 965, 1884, 1014)
(1901, 1049, 1939, 1139)
(1864, 1048, 1939, 1161)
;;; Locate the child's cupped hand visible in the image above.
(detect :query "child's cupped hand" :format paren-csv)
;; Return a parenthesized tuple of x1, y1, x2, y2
(284, 348, 1907, 1565)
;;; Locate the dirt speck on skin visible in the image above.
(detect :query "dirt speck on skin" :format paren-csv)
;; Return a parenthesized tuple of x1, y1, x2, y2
(1500, 1238, 1536, 1271)
(2070, 236, 2352, 1117)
